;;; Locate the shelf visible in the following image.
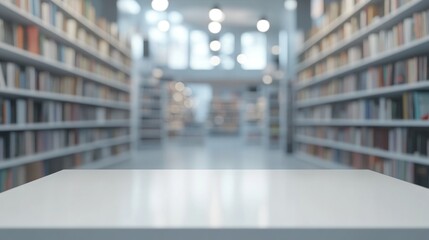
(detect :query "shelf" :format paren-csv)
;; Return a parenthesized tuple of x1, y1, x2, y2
(295, 152, 351, 169)
(0, 120, 130, 132)
(297, 0, 425, 71)
(295, 81, 429, 108)
(50, 0, 131, 57)
(298, 0, 372, 55)
(77, 152, 130, 169)
(295, 119, 429, 127)
(0, 42, 129, 92)
(295, 35, 429, 91)
(296, 135, 429, 166)
(0, 88, 130, 110)
(0, 135, 131, 170)
(0, 2, 130, 74)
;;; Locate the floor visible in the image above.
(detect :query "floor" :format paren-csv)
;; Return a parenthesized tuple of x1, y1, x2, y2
(109, 136, 319, 169)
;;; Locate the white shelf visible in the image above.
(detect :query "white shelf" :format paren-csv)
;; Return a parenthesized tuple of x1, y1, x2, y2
(0, 135, 131, 170)
(0, 88, 130, 110)
(0, 2, 130, 74)
(1, 169, 429, 240)
(0, 120, 130, 132)
(295, 152, 351, 169)
(296, 135, 429, 166)
(0, 42, 129, 92)
(77, 152, 130, 169)
(298, 0, 372, 55)
(296, 119, 429, 127)
(50, 0, 131, 57)
(295, 35, 429, 91)
(296, 81, 429, 108)
(297, 0, 425, 71)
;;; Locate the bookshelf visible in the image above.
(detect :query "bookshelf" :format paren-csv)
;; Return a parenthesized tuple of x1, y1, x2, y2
(139, 81, 163, 146)
(294, 0, 429, 187)
(209, 98, 240, 135)
(0, 0, 131, 191)
(263, 85, 280, 148)
(241, 87, 264, 144)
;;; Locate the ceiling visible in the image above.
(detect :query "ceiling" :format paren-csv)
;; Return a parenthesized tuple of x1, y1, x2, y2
(137, 0, 286, 31)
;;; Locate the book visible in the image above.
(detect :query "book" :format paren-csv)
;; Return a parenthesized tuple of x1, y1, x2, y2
(413, 91, 429, 120)
(26, 25, 39, 54)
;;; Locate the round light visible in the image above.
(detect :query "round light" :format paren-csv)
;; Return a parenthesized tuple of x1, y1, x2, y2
(257, 19, 270, 32)
(151, 0, 169, 12)
(117, 0, 141, 15)
(209, 8, 225, 22)
(152, 68, 163, 78)
(210, 56, 221, 66)
(208, 22, 222, 34)
(173, 92, 183, 102)
(237, 54, 247, 65)
(271, 45, 280, 55)
(157, 20, 170, 32)
(263, 75, 273, 85)
(209, 40, 222, 51)
(284, 0, 297, 10)
(175, 82, 185, 91)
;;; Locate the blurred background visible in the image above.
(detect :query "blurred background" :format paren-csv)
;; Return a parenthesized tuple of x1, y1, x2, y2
(1, 0, 429, 192)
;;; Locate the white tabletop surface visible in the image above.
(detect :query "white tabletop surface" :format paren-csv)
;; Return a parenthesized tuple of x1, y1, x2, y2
(0, 170, 429, 240)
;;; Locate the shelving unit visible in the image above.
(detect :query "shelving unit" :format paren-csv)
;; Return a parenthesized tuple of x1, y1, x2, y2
(241, 87, 264, 144)
(294, 0, 429, 187)
(263, 85, 281, 148)
(0, 0, 131, 191)
(208, 98, 240, 135)
(139, 81, 163, 146)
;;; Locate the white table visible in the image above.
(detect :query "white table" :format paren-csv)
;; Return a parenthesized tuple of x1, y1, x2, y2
(0, 170, 428, 240)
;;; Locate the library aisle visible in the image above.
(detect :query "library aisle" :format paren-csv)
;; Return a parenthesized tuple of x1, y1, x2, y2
(110, 137, 317, 169)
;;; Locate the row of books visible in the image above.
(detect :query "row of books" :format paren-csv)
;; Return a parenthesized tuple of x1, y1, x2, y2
(298, 126, 429, 156)
(299, 4, 428, 82)
(363, 9, 429, 58)
(4, 0, 128, 49)
(302, 0, 413, 62)
(0, 98, 129, 124)
(297, 56, 429, 101)
(0, 19, 129, 84)
(0, 128, 129, 160)
(297, 91, 429, 120)
(0, 144, 129, 192)
(297, 145, 429, 187)
(0, 62, 129, 102)
(37, 1, 130, 66)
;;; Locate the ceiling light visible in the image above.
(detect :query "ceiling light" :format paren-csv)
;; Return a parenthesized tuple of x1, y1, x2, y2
(263, 75, 273, 85)
(257, 17, 270, 32)
(157, 20, 170, 32)
(209, 40, 222, 51)
(209, 6, 225, 22)
(284, 0, 298, 10)
(237, 54, 247, 65)
(151, 0, 169, 12)
(117, 0, 141, 15)
(208, 22, 222, 34)
(210, 56, 221, 66)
